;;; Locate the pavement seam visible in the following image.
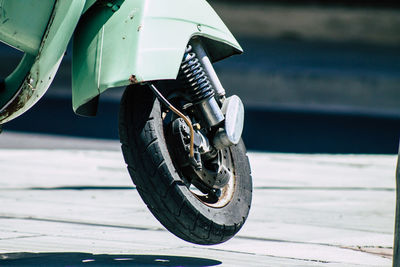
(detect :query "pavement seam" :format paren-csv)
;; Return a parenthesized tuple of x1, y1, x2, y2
(0, 234, 46, 241)
(253, 186, 394, 191)
(235, 235, 393, 258)
(203, 247, 335, 265)
(0, 215, 164, 232)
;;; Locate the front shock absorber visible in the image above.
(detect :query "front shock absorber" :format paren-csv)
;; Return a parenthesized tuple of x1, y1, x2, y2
(178, 40, 224, 128)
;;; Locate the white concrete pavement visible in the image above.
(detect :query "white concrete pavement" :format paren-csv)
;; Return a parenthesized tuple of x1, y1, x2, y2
(0, 131, 396, 266)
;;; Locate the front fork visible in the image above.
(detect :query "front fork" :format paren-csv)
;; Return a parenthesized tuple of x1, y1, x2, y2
(179, 38, 245, 150)
(150, 38, 244, 188)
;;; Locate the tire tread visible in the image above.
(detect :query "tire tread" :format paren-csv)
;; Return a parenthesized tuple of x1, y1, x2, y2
(118, 85, 252, 245)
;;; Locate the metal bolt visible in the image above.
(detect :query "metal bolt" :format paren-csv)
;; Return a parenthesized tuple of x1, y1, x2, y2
(111, 5, 119, 12)
(106, 3, 120, 12)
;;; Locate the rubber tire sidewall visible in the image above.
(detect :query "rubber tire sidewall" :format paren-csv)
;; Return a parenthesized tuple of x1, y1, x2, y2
(119, 84, 252, 244)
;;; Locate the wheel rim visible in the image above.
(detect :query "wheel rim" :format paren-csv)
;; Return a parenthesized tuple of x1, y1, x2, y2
(195, 147, 236, 208)
(162, 109, 237, 209)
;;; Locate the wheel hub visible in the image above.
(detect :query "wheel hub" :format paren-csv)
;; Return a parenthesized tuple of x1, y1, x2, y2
(168, 117, 233, 189)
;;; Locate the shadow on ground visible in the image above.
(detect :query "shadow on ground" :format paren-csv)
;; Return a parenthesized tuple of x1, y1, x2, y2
(0, 252, 221, 266)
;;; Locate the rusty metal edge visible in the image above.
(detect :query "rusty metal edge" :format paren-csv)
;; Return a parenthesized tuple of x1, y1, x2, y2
(0, 1, 58, 123)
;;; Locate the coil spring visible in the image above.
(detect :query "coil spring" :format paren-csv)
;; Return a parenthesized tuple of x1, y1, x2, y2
(178, 45, 214, 104)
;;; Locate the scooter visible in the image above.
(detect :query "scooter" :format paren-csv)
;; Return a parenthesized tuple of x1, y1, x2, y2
(0, 0, 252, 245)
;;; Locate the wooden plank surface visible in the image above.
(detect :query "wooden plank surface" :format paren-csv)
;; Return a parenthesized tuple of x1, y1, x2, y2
(0, 132, 395, 266)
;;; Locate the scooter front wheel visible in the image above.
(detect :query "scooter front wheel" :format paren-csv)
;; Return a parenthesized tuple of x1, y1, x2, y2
(118, 84, 252, 245)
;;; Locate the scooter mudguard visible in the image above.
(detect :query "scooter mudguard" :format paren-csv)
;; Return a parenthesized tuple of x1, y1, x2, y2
(72, 0, 242, 116)
(0, 0, 86, 124)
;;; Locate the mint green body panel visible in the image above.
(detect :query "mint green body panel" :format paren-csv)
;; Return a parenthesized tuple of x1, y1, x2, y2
(0, 0, 54, 54)
(0, 0, 53, 113)
(0, 0, 85, 123)
(72, 0, 242, 113)
(82, 0, 97, 14)
(0, 0, 241, 122)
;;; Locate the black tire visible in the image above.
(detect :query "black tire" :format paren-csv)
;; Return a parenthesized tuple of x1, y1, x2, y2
(118, 84, 252, 245)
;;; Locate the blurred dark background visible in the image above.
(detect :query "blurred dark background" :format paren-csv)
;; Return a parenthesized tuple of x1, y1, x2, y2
(1, 0, 400, 153)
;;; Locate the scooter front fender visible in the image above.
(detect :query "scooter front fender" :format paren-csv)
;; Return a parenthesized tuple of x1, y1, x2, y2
(72, 0, 242, 116)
